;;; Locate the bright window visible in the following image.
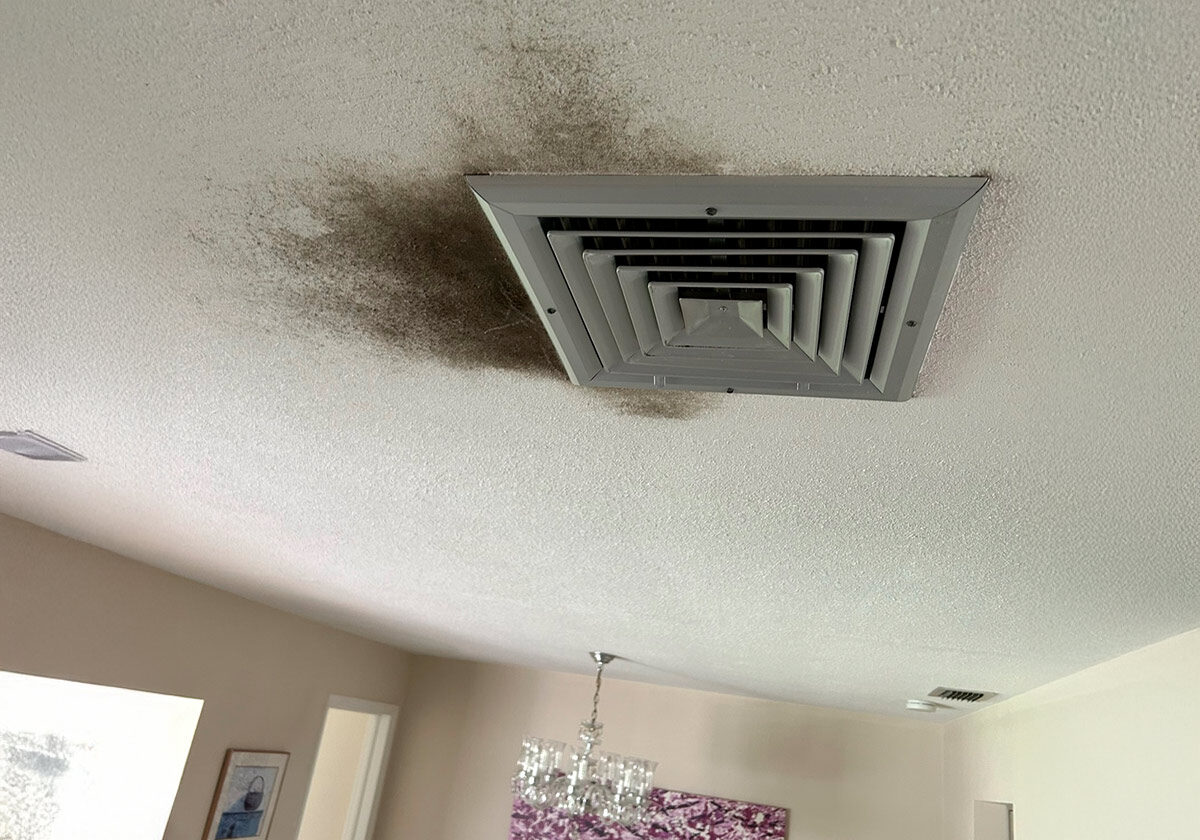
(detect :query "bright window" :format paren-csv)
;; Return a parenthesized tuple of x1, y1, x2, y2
(0, 670, 203, 840)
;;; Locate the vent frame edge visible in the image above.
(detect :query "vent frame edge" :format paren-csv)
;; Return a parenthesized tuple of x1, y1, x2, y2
(467, 175, 988, 401)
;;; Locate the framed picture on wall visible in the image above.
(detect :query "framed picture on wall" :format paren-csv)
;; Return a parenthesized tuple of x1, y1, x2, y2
(202, 749, 289, 840)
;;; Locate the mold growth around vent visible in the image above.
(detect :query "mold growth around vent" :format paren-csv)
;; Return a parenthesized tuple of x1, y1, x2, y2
(454, 26, 718, 175)
(233, 27, 724, 420)
(264, 171, 560, 378)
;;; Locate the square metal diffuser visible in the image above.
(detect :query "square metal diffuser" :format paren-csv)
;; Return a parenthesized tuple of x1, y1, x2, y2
(467, 175, 986, 400)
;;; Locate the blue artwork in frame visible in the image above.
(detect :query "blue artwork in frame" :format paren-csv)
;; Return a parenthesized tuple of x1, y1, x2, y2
(203, 750, 289, 840)
(216, 809, 264, 839)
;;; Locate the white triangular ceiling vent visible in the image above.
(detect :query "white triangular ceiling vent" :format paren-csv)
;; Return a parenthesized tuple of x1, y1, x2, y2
(467, 175, 986, 401)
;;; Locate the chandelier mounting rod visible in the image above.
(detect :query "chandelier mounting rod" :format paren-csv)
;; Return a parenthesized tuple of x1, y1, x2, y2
(585, 652, 614, 748)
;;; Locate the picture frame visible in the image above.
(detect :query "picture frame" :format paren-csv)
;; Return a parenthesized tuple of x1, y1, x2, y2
(202, 749, 289, 840)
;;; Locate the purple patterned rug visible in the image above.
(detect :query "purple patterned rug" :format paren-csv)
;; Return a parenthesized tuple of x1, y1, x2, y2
(509, 788, 788, 840)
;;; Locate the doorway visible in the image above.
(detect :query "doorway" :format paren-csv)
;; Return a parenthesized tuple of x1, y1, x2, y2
(297, 695, 399, 840)
(974, 800, 1013, 840)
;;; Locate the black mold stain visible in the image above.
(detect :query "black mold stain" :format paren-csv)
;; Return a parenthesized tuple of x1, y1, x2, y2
(599, 388, 722, 420)
(453, 30, 717, 175)
(255, 30, 723, 420)
(269, 170, 560, 378)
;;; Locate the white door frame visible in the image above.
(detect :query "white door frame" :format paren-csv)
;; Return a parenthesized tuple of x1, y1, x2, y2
(314, 694, 400, 840)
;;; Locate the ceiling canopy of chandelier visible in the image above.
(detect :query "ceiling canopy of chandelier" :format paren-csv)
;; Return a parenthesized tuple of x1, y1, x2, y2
(513, 652, 658, 826)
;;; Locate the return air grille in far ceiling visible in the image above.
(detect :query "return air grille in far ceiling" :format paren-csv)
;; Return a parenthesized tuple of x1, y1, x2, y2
(467, 175, 987, 401)
(929, 686, 998, 703)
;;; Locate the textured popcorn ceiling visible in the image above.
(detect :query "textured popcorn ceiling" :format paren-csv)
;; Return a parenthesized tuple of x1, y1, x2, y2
(2, 0, 1199, 717)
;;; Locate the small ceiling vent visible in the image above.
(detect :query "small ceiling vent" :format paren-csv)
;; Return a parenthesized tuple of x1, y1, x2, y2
(929, 686, 998, 703)
(468, 175, 986, 400)
(0, 430, 86, 461)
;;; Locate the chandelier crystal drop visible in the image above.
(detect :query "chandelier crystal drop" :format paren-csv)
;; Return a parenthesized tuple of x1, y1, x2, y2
(512, 652, 658, 826)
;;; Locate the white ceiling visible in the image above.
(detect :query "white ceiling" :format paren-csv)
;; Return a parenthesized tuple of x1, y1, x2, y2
(2, 0, 1199, 717)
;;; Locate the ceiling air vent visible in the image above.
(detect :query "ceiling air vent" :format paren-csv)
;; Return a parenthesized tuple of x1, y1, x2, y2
(0, 430, 86, 461)
(929, 686, 998, 703)
(467, 175, 986, 400)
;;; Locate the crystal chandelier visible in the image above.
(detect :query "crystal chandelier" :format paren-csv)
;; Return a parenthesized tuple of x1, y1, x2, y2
(513, 652, 658, 826)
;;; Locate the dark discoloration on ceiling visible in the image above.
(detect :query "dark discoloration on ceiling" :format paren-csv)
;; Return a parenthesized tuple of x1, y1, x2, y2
(268, 170, 561, 378)
(245, 30, 723, 420)
(599, 388, 729, 420)
(455, 30, 718, 175)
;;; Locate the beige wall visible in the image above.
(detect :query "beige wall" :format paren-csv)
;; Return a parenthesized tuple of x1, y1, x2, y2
(942, 626, 1200, 840)
(0, 513, 409, 840)
(376, 656, 943, 840)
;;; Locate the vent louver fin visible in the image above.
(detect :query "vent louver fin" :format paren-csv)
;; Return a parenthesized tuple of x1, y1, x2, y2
(468, 175, 987, 401)
(794, 270, 823, 361)
(929, 686, 998, 703)
(841, 237, 891, 382)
